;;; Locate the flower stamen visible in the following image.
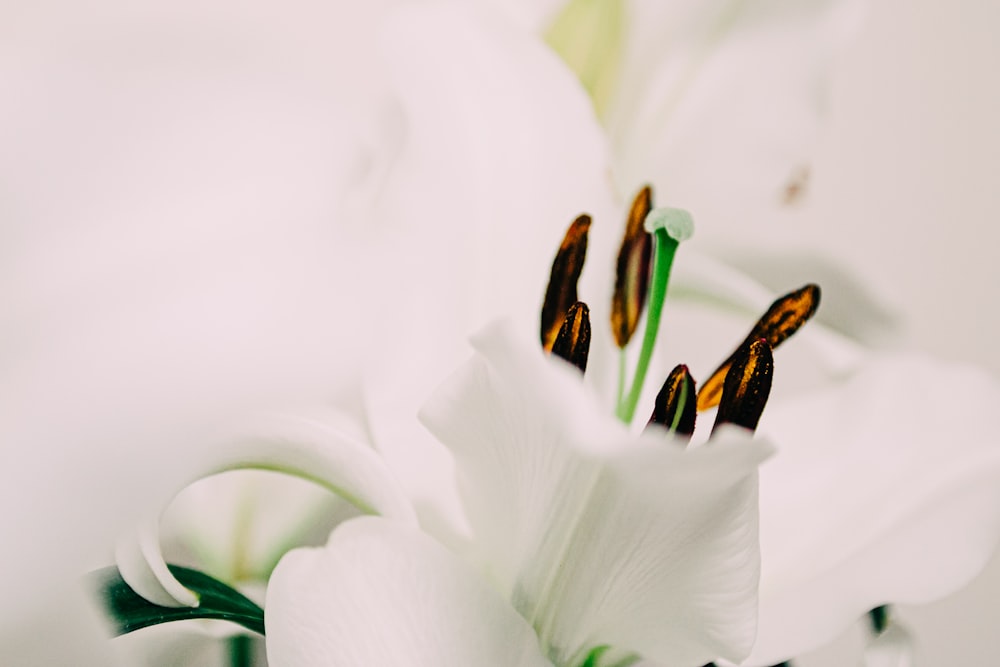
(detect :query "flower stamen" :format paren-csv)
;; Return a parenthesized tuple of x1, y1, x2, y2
(647, 364, 697, 438)
(541, 214, 592, 351)
(611, 185, 653, 349)
(551, 302, 592, 374)
(712, 338, 773, 434)
(697, 284, 820, 411)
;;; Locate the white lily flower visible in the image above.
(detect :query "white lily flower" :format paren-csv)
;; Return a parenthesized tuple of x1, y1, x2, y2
(264, 321, 772, 667)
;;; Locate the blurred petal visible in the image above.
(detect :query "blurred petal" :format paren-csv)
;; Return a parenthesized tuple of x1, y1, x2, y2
(479, 0, 569, 31)
(863, 621, 914, 667)
(608, 0, 866, 234)
(162, 470, 356, 584)
(420, 321, 771, 664)
(115, 408, 416, 607)
(1, 0, 403, 643)
(718, 250, 902, 346)
(671, 249, 866, 380)
(265, 517, 553, 667)
(364, 2, 618, 540)
(749, 356, 1000, 663)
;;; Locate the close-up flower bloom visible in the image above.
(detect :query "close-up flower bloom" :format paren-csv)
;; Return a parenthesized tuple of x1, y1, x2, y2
(4, 0, 999, 665)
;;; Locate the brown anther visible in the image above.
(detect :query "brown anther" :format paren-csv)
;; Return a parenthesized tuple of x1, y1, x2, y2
(611, 185, 653, 348)
(697, 284, 820, 411)
(712, 338, 773, 434)
(541, 214, 591, 351)
(551, 302, 591, 374)
(646, 364, 697, 439)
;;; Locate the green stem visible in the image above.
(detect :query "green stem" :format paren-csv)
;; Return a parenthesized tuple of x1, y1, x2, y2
(616, 349, 626, 407)
(228, 635, 253, 667)
(616, 228, 679, 423)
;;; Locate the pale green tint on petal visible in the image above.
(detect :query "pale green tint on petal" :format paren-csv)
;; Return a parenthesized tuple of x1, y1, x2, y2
(419, 321, 772, 665)
(116, 409, 416, 608)
(545, 0, 626, 117)
(367, 2, 618, 544)
(747, 356, 1000, 664)
(265, 517, 554, 667)
(162, 469, 358, 584)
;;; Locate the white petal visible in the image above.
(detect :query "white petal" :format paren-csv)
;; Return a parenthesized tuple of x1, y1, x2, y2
(609, 0, 866, 235)
(117, 518, 200, 608)
(475, 0, 569, 31)
(364, 2, 618, 542)
(162, 469, 356, 584)
(671, 249, 866, 376)
(265, 517, 553, 667)
(116, 408, 416, 607)
(1, 0, 402, 638)
(749, 355, 1000, 664)
(420, 320, 772, 664)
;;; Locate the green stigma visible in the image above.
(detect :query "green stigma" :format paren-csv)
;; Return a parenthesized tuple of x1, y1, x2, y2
(615, 208, 694, 423)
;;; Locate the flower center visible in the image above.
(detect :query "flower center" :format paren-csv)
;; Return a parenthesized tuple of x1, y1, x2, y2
(540, 185, 822, 437)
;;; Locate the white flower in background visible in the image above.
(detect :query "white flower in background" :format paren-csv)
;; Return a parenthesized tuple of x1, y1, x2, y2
(746, 355, 1000, 664)
(546, 0, 893, 346)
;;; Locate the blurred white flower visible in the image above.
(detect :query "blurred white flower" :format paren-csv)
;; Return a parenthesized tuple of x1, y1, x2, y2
(546, 0, 894, 347)
(263, 322, 771, 667)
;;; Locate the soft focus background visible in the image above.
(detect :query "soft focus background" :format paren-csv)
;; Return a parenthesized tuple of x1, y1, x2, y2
(3, 0, 998, 664)
(788, 0, 1000, 663)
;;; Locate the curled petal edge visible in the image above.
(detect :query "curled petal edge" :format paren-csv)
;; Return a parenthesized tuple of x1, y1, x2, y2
(114, 410, 416, 609)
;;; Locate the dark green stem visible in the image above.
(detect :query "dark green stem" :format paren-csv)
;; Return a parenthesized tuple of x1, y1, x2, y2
(229, 635, 253, 667)
(869, 605, 890, 635)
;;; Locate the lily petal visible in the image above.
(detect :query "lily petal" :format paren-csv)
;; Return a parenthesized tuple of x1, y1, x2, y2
(1, 0, 403, 645)
(116, 409, 416, 608)
(265, 517, 553, 667)
(749, 355, 1000, 664)
(420, 320, 772, 665)
(364, 1, 619, 540)
(609, 0, 866, 237)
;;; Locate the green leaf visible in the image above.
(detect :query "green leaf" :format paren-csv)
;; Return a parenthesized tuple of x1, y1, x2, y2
(90, 564, 265, 636)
